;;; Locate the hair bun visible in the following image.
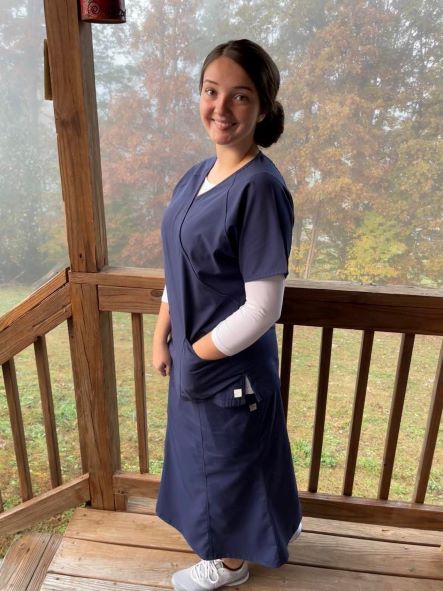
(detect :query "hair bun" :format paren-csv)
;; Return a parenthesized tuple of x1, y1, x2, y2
(254, 101, 284, 148)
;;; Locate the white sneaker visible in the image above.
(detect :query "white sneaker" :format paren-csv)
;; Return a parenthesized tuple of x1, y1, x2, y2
(289, 518, 303, 542)
(172, 558, 249, 591)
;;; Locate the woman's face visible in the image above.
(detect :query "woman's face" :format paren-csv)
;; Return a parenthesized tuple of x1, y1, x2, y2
(199, 56, 264, 152)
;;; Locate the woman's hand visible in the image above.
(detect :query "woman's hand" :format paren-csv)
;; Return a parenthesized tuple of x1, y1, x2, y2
(152, 301, 172, 377)
(192, 332, 227, 360)
(153, 340, 171, 376)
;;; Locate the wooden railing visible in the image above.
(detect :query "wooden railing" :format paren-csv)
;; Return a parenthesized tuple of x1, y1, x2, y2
(0, 270, 90, 536)
(1, 267, 442, 538)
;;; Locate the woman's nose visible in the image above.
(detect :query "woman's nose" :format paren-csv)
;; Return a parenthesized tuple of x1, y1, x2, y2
(214, 94, 230, 114)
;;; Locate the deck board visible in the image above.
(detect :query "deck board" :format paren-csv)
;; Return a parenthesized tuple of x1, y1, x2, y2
(37, 507, 443, 590)
(43, 537, 443, 591)
(63, 508, 442, 580)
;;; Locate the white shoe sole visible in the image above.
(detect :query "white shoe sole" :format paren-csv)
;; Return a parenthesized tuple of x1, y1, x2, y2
(289, 519, 303, 543)
(225, 570, 250, 586)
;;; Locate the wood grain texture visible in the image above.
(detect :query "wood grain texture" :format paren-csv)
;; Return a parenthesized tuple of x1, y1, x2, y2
(127, 497, 443, 548)
(131, 314, 148, 473)
(114, 472, 443, 529)
(0, 284, 71, 365)
(379, 333, 415, 500)
(279, 324, 293, 420)
(42, 573, 164, 591)
(113, 472, 160, 499)
(34, 335, 63, 489)
(280, 281, 443, 334)
(42, 508, 443, 588)
(99, 286, 162, 313)
(70, 267, 165, 288)
(0, 533, 52, 591)
(69, 282, 120, 509)
(300, 490, 443, 530)
(342, 330, 374, 496)
(44, 0, 107, 272)
(2, 358, 33, 502)
(414, 340, 443, 503)
(126, 496, 443, 546)
(45, 537, 443, 590)
(0, 474, 89, 537)
(26, 534, 63, 591)
(309, 327, 333, 493)
(0, 270, 67, 333)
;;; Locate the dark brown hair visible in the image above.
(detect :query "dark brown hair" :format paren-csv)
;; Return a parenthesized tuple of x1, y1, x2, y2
(199, 39, 284, 148)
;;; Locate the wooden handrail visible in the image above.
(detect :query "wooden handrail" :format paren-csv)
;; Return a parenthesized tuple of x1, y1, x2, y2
(1, 265, 441, 533)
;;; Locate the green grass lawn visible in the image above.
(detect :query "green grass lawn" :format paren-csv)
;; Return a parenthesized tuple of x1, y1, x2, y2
(0, 287, 442, 557)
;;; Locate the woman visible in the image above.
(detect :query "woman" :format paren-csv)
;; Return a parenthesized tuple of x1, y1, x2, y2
(153, 39, 302, 591)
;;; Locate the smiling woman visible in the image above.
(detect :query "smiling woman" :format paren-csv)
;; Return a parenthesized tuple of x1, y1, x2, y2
(152, 39, 302, 591)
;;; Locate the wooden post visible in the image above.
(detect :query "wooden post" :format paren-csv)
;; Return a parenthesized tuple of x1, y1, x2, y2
(43, 0, 120, 510)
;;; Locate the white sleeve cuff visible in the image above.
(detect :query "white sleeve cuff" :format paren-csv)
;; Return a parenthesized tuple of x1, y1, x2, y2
(161, 285, 168, 303)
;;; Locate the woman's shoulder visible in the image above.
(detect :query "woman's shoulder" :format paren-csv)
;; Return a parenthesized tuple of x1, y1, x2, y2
(230, 152, 290, 199)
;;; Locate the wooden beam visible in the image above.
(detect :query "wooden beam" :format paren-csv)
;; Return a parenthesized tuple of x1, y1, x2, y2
(44, 0, 107, 272)
(0, 269, 68, 333)
(99, 286, 162, 314)
(34, 335, 63, 489)
(69, 267, 165, 288)
(0, 284, 71, 365)
(378, 333, 415, 500)
(342, 330, 374, 496)
(113, 472, 443, 530)
(0, 474, 90, 537)
(281, 285, 443, 335)
(309, 327, 333, 493)
(414, 341, 443, 503)
(69, 283, 121, 508)
(300, 490, 443, 531)
(2, 358, 33, 502)
(279, 324, 294, 420)
(131, 314, 149, 473)
(44, 0, 120, 510)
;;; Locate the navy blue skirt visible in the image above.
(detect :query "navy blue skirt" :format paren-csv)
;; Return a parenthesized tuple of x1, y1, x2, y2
(156, 370, 302, 568)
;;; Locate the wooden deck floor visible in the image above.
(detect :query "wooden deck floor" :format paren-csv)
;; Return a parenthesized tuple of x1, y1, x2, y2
(2, 498, 442, 590)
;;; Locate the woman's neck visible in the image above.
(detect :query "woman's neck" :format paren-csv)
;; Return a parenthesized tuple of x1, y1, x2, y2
(208, 144, 259, 184)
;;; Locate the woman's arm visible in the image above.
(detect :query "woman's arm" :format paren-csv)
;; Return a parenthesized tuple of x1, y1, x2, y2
(152, 301, 172, 376)
(192, 274, 285, 360)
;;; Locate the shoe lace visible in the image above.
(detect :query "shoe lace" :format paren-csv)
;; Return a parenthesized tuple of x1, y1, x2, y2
(191, 559, 221, 585)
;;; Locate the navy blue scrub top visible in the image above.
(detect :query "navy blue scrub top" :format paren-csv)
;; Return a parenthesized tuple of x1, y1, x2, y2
(160, 150, 294, 404)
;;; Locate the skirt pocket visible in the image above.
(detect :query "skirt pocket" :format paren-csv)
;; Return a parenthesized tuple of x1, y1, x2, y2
(180, 338, 244, 401)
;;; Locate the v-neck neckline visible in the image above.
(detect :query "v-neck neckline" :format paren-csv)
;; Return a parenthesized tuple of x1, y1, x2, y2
(195, 151, 263, 200)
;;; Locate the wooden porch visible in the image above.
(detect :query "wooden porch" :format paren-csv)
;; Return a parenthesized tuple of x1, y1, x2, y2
(0, 1, 442, 590)
(1, 499, 442, 590)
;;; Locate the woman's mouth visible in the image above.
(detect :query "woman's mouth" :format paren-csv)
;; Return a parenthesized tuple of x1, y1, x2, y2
(212, 119, 236, 130)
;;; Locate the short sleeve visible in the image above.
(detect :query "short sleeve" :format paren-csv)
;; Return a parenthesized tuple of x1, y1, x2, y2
(227, 172, 294, 282)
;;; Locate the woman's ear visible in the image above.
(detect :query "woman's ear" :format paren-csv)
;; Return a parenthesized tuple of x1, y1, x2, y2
(257, 113, 266, 123)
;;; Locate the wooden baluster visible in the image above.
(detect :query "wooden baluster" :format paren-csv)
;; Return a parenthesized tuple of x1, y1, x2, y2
(309, 327, 333, 493)
(378, 333, 415, 500)
(131, 313, 148, 474)
(0, 489, 3, 513)
(280, 324, 294, 421)
(342, 330, 374, 496)
(2, 358, 33, 501)
(34, 335, 63, 488)
(413, 340, 443, 503)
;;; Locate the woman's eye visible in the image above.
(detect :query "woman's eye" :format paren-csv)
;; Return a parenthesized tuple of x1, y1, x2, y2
(204, 88, 215, 96)
(234, 94, 248, 102)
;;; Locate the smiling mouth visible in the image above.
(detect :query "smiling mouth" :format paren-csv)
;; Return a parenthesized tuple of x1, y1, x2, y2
(212, 119, 236, 130)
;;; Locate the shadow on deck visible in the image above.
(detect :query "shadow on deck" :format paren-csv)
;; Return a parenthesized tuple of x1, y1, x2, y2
(1, 497, 442, 590)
